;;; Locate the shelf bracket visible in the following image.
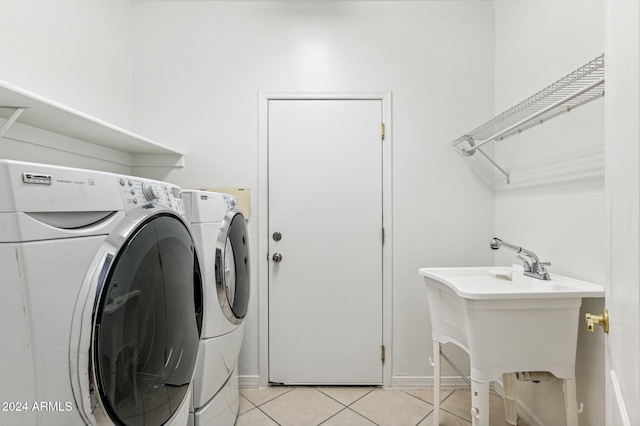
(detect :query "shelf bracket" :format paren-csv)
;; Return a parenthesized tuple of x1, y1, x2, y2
(0, 107, 28, 139)
(459, 137, 510, 184)
(477, 147, 510, 184)
(451, 54, 605, 185)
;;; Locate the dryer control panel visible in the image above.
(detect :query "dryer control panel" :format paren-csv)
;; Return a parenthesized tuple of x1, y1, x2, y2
(115, 175, 186, 217)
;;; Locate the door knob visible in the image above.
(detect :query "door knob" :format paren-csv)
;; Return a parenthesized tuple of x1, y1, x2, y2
(272, 253, 283, 263)
(585, 309, 609, 333)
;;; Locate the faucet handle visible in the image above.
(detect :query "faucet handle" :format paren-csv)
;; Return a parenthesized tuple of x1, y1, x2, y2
(538, 261, 551, 274)
(516, 255, 532, 271)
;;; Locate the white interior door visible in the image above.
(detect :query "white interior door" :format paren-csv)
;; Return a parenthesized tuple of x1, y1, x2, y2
(268, 99, 383, 385)
(605, 1, 639, 424)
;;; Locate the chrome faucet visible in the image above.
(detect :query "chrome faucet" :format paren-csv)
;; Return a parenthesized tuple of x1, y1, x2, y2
(490, 238, 551, 280)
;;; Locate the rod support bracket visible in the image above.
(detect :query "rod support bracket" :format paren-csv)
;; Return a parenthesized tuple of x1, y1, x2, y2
(0, 107, 28, 139)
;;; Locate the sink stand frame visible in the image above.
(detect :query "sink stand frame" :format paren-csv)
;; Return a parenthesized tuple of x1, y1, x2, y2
(422, 277, 584, 426)
(431, 341, 579, 426)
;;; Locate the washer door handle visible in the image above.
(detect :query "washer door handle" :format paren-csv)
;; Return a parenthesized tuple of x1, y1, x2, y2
(272, 253, 283, 263)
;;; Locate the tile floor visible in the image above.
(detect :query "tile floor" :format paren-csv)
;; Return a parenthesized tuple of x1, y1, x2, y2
(237, 386, 530, 426)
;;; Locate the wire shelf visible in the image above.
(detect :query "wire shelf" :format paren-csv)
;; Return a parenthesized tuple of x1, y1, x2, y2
(452, 54, 605, 183)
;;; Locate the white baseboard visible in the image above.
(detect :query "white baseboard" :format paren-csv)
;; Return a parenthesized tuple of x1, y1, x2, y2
(238, 375, 260, 389)
(238, 375, 470, 390)
(390, 375, 470, 389)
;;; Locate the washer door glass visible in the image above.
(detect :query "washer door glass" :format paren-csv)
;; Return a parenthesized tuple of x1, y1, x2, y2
(216, 211, 250, 324)
(94, 214, 202, 425)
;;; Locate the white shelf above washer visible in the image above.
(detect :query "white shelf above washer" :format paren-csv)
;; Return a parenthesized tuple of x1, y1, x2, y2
(0, 80, 184, 168)
(453, 54, 605, 183)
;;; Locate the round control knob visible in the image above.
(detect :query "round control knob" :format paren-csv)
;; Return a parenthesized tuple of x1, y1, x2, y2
(272, 253, 283, 263)
(142, 183, 162, 201)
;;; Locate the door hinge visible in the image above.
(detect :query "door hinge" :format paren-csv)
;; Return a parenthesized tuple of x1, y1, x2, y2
(381, 123, 385, 140)
(382, 227, 385, 244)
(381, 345, 386, 362)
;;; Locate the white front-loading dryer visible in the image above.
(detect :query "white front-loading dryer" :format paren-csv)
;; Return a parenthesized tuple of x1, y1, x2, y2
(0, 160, 203, 426)
(182, 190, 250, 425)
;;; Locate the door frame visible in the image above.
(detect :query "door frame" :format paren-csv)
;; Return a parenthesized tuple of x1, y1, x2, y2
(257, 91, 393, 388)
(604, 0, 639, 423)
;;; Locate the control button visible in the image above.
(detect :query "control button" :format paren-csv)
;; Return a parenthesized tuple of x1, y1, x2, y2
(133, 198, 138, 204)
(142, 183, 162, 201)
(119, 178, 125, 186)
(128, 179, 133, 186)
(130, 189, 136, 195)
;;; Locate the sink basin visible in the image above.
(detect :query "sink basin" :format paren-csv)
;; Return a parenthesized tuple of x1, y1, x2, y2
(419, 265, 604, 426)
(419, 265, 604, 379)
(419, 265, 604, 300)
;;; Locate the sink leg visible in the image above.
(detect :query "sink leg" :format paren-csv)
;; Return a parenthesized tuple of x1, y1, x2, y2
(502, 372, 517, 425)
(433, 341, 441, 425)
(471, 379, 490, 426)
(563, 378, 579, 426)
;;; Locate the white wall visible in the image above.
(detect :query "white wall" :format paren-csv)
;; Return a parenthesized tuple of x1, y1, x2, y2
(0, 1, 610, 422)
(131, 0, 495, 384)
(494, 0, 605, 424)
(0, 0, 134, 173)
(0, 1, 615, 423)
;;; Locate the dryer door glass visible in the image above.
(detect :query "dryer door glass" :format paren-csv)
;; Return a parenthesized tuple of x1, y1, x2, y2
(216, 211, 250, 324)
(94, 214, 202, 425)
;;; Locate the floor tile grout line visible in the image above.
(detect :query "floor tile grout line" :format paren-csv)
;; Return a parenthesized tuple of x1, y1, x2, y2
(316, 406, 378, 426)
(415, 412, 430, 426)
(311, 386, 380, 426)
(441, 407, 474, 424)
(311, 387, 381, 426)
(439, 388, 458, 405)
(242, 386, 296, 408)
(352, 406, 382, 426)
(255, 405, 284, 426)
(336, 406, 383, 426)
(249, 386, 363, 426)
(317, 406, 346, 426)
(240, 394, 256, 407)
(347, 388, 431, 426)
(439, 389, 476, 424)
(313, 385, 378, 409)
(240, 386, 496, 426)
(238, 394, 257, 416)
(344, 387, 403, 426)
(392, 390, 435, 426)
(398, 388, 440, 406)
(311, 386, 348, 409)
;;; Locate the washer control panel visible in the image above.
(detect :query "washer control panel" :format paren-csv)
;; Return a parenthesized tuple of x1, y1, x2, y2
(116, 175, 185, 217)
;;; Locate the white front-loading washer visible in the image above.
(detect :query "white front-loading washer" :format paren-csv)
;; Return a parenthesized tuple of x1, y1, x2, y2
(182, 190, 250, 425)
(0, 160, 203, 426)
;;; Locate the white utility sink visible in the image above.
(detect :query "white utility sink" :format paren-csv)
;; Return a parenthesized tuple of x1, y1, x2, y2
(419, 265, 604, 426)
(420, 265, 604, 300)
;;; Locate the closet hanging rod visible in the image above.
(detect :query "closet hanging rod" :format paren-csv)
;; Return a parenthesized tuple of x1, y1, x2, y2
(461, 77, 604, 155)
